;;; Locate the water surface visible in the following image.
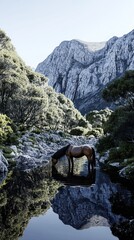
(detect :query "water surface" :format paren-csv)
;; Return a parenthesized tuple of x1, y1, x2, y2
(0, 158, 133, 240)
(20, 208, 118, 240)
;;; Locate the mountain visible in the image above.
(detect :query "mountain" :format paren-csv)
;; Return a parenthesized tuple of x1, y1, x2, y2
(36, 30, 134, 114)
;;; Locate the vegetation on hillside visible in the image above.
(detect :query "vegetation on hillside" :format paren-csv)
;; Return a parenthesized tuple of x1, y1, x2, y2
(102, 71, 134, 109)
(86, 108, 113, 136)
(0, 29, 90, 144)
(96, 71, 134, 179)
(86, 108, 113, 128)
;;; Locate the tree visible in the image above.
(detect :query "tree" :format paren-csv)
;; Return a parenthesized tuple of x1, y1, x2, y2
(101, 70, 134, 143)
(104, 107, 134, 143)
(102, 70, 134, 109)
(8, 85, 48, 126)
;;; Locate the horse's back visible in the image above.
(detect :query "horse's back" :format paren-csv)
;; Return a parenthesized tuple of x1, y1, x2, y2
(71, 145, 84, 158)
(67, 144, 92, 158)
(82, 145, 93, 156)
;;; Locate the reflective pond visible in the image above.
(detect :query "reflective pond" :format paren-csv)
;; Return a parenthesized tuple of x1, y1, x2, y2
(0, 157, 133, 240)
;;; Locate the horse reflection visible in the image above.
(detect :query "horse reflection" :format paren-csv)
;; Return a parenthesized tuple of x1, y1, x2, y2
(52, 166, 96, 186)
(52, 144, 96, 173)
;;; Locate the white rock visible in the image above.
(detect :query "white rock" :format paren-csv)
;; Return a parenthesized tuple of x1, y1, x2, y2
(0, 152, 8, 172)
(10, 145, 18, 156)
(119, 166, 128, 178)
(109, 162, 120, 167)
(0, 151, 8, 166)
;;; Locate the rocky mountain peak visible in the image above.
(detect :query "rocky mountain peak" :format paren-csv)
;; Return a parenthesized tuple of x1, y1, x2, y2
(36, 30, 134, 114)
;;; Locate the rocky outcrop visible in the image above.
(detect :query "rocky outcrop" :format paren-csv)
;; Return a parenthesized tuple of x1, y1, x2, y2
(36, 30, 134, 113)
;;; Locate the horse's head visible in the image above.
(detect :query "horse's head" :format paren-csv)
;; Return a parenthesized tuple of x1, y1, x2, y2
(52, 158, 58, 166)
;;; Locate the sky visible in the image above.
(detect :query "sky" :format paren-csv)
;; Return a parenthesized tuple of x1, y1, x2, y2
(1, 0, 134, 68)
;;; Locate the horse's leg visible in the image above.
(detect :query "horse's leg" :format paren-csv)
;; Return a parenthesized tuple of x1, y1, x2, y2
(88, 158, 91, 172)
(91, 162, 94, 172)
(88, 160, 90, 173)
(88, 155, 94, 172)
(91, 147, 96, 170)
(70, 157, 74, 174)
(67, 157, 71, 173)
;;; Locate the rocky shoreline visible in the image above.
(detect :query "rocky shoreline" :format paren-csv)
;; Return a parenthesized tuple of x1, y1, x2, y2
(99, 151, 134, 187)
(0, 130, 97, 173)
(0, 130, 133, 186)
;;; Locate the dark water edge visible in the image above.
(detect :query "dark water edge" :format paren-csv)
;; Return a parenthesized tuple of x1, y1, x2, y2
(0, 160, 134, 240)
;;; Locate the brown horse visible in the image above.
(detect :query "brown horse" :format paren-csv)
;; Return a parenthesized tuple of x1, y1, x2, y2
(51, 144, 96, 173)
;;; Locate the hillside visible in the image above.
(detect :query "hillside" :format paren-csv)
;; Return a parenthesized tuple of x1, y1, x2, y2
(36, 30, 134, 114)
(0, 29, 90, 132)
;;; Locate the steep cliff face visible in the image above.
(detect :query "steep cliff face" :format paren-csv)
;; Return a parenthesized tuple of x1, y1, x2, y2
(36, 30, 134, 114)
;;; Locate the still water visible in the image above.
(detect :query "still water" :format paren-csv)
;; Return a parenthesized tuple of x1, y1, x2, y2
(0, 158, 133, 240)
(20, 208, 118, 240)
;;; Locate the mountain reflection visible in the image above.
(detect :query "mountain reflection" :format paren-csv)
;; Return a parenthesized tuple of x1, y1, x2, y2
(52, 169, 134, 232)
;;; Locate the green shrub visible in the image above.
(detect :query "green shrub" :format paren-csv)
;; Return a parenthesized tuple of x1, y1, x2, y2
(108, 148, 122, 163)
(3, 153, 13, 159)
(104, 108, 134, 142)
(7, 133, 19, 145)
(91, 128, 104, 137)
(3, 146, 13, 154)
(86, 108, 112, 128)
(78, 118, 90, 128)
(119, 142, 134, 158)
(70, 126, 89, 136)
(57, 94, 67, 104)
(107, 142, 134, 163)
(0, 114, 13, 143)
(32, 127, 41, 134)
(96, 135, 115, 153)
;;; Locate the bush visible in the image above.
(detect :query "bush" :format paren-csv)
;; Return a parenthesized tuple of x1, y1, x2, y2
(78, 118, 90, 128)
(96, 135, 115, 153)
(91, 128, 104, 137)
(86, 108, 112, 128)
(104, 108, 134, 143)
(3, 146, 13, 154)
(70, 126, 89, 136)
(0, 114, 13, 143)
(108, 148, 123, 163)
(106, 142, 134, 164)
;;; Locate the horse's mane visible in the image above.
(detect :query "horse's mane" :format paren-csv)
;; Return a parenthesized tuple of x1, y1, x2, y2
(52, 144, 70, 159)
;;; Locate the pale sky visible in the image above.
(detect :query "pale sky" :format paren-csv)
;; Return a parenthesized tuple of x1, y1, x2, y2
(1, 0, 134, 68)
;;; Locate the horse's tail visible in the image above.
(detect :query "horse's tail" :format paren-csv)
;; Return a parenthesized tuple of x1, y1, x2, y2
(92, 147, 96, 166)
